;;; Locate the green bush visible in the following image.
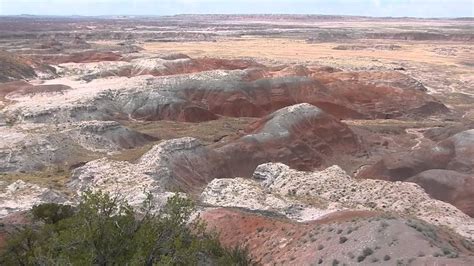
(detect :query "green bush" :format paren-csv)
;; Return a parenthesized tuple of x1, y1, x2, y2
(0, 191, 253, 265)
(31, 202, 75, 224)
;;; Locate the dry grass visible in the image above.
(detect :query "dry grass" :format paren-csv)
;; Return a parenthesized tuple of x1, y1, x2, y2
(143, 37, 472, 67)
(0, 170, 70, 192)
(121, 116, 257, 145)
(110, 116, 258, 162)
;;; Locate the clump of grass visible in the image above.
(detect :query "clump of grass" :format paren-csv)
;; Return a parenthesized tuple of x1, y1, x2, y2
(332, 259, 340, 265)
(357, 248, 373, 262)
(363, 248, 373, 257)
(406, 219, 438, 241)
(318, 244, 324, 250)
(447, 253, 459, 258)
(339, 236, 348, 244)
(383, 255, 391, 261)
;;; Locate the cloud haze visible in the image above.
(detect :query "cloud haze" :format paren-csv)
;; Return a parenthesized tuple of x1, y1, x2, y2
(0, 0, 472, 17)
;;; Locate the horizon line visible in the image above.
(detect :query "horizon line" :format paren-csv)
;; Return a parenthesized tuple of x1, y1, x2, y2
(1, 13, 473, 20)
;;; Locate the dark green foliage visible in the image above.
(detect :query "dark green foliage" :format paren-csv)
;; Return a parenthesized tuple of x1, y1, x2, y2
(0, 191, 252, 265)
(31, 203, 75, 224)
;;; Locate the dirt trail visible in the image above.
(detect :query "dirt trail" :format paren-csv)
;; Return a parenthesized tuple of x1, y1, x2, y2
(405, 127, 436, 150)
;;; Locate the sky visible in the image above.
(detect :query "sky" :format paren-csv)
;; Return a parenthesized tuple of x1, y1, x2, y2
(0, 0, 473, 17)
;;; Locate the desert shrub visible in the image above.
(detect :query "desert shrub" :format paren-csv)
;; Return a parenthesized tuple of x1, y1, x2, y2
(347, 252, 355, 259)
(406, 219, 438, 241)
(362, 247, 373, 257)
(357, 247, 373, 262)
(0, 190, 252, 265)
(339, 236, 348, 244)
(31, 202, 75, 224)
(357, 255, 365, 262)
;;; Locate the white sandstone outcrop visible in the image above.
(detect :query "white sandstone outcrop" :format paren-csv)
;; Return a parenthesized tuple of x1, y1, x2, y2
(69, 137, 205, 204)
(69, 158, 175, 209)
(200, 177, 342, 221)
(0, 180, 69, 217)
(0, 121, 153, 172)
(202, 163, 474, 240)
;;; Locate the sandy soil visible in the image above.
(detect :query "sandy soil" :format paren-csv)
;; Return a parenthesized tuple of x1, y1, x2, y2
(143, 38, 473, 66)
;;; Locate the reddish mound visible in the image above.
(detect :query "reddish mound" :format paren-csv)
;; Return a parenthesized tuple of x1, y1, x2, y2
(135, 104, 361, 193)
(0, 81, 31, 99)
(179, 70, 448, 120)
(424, 122, 474, 142)
(358, 129, 474, 181)
(0, 81, 71, 105)
(129, 102, 218, 123)
(313, 71, 449, 119)
(0, 51, 54, 82)
(116, 57, 263, 78)
(201, 208, 474, 265)
(408, 170, 474, 217)
(201, 208, 374, 265)
(358, 129, 474, 216)
(216, 103, 361, 176)
(181, 76, 367, 119)
(40, 51, 123, 64)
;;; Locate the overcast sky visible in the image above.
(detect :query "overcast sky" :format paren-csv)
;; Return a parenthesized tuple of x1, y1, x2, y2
(0, 0, 472, 17)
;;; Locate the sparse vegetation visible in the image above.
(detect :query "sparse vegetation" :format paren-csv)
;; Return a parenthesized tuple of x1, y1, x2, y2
(363, 247, 374, 257)
(356, 247, 374, 262)
(384, 255, 391, 261)
(339, 236, 348, 244)
(406, 219, 438, 241)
